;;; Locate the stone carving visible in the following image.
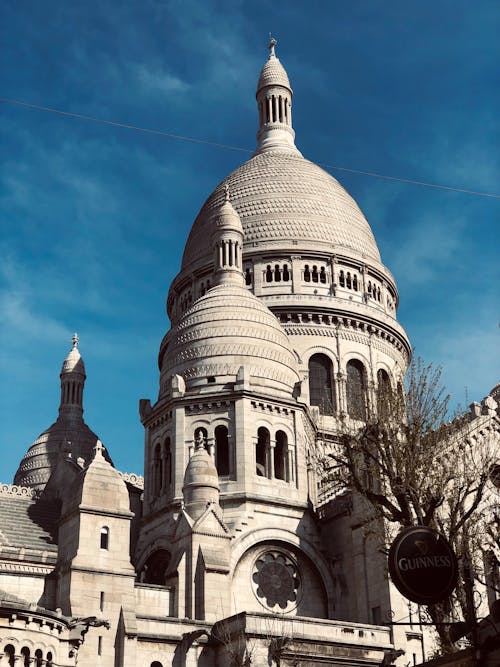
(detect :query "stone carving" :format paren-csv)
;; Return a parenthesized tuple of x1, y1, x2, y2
(252, 551, 300, 610)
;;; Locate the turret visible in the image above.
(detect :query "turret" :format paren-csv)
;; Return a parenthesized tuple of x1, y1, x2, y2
(211, 185, 244, 286)
(255, 37, 299, 154)
(182, 430, 220, 521)
(59, 333, 86, 419)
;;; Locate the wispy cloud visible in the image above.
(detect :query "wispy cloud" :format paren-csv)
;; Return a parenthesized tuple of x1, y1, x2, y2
(133, 63, 190, 95)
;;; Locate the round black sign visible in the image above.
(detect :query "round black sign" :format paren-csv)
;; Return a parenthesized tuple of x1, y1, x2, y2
(388, 526, 458, 604)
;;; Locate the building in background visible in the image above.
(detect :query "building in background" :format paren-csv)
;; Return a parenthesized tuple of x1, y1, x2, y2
(1, 41, 498, 667)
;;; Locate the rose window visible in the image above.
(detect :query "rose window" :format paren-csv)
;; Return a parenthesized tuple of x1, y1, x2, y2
(252, 551, 300, 610)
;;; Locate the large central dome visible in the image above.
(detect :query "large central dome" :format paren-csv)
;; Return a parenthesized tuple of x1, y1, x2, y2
(181, 150, 381, 272)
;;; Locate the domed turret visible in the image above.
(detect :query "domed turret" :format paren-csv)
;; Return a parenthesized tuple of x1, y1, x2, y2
(255, 37, 298, 155)
(212, 185, 244, 287)
(159, 195, 300, 400)
(14, 335, 112, 490)
(182, 430, 220, 521)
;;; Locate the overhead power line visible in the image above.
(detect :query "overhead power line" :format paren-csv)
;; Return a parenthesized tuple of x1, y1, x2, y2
(1, 96, 499, 200)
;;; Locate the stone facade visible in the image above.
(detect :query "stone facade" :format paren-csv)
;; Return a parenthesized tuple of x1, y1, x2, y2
(1, 41, 498, 667)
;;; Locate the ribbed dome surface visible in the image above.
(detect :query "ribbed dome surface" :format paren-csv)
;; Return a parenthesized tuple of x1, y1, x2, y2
(181, 150, 381, 272)
(161, 284, 300, 396)
(14, 420, 113, 490)
(257, 55, 291, 91)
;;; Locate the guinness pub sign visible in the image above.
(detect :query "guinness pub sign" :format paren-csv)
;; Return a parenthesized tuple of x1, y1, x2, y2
(388, 526, 458, 604)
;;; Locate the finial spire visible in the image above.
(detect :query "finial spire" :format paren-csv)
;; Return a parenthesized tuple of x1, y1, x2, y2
(269, 34, 277, 58)
(93, 439, 104, 460)
(72, 332, 79, 349)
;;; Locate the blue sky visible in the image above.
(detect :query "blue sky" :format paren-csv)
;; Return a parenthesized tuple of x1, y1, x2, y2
(1, 0, 499, 481)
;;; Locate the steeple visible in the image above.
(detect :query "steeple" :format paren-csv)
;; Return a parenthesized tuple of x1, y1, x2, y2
(211, 185, 244, 286)
(59, 332, 86, 419)
(182, 429, 220, 521)
(255, 37, 299, 155)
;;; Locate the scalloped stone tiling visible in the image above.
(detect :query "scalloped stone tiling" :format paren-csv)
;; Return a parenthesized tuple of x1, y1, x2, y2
(181, 151, 380, 273)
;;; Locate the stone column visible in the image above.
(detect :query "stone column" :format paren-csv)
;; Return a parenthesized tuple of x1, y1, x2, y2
(269, 440, 276, 479)
(253, 260, 263, 296)
(291, 255, 302, 294)
(337, 371, 347, 416)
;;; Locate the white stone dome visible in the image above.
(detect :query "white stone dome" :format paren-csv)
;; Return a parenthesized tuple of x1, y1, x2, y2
(160, 283, 300, 398)
(181, 150, 381, 273)
(61, 345, 85, 375)
(257, 54, 291, 91)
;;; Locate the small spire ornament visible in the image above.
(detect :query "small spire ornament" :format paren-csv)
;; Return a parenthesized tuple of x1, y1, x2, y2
(72, 332, 79, 349)
(269, 34, 277, 57)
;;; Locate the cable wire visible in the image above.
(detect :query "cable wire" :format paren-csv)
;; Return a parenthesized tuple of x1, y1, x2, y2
(1, 96, 499, 199)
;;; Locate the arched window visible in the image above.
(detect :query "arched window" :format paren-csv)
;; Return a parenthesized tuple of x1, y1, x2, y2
(367, 281, 372, 296)
(140, 549, 171, 585)
(35, 649, 43, 667)
(282, 264, 290, 281)
(353, 275, 358, 291)
(377, 369, 391, 417)
(215, 425, 229, 476)
(256, 427, 269, 477)
(46, 651, 53, 667)
(265, 265, 273, 282)
(153, 443, 162, 495)
(304, 265, 311, 282)
(308, 354, 335, 415)
(4, 645, 15, 667)
(346, 359, 367, 420)
(245, 268, 252, 286)
(346, 272, 352, 289)
(151, 662, 164, 667)
(312, 265, 319, 283)
(21, 647, 30, 667)
(100, 526, 109, 550)
(339, 270, 345, 287)
(274, 431, 288, 481)
(274, 264, 281, 282)
(163, 438, 172, 488)
(320, 267, 327, 284)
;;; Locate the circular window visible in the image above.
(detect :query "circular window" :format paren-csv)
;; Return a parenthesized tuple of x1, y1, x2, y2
(252, 550, 301, 611)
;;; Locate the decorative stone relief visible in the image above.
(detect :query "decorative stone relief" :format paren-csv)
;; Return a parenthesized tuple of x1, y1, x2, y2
(252, 550, 301, 611)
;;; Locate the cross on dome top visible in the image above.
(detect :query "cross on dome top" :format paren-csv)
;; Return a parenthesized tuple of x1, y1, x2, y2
(269, 35, 277, 58)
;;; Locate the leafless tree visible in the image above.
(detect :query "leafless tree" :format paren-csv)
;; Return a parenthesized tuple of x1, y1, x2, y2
(320, 357, 499, 652)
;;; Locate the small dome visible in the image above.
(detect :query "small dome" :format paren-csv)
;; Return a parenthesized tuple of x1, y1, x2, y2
(212, 191, 243, 235)
(61, 346, 85, 375)
(61, 333, 85, 375)
(14, 335, 111, 490)
(257, 54, 291, 92)
(14, 420, 112, 489)
(182, 442, 219, 520)
(160, 284, 300, 399)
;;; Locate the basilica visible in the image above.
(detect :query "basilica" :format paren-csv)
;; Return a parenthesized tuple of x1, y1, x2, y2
(1, 41, 498, 667)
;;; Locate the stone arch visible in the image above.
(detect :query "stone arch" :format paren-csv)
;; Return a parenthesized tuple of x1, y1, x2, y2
(340, 350, 370, 370)
(308, 353, 336, 415)
(230, 527, 335, 618)
(274, 430, 288, 481)
(303, 346, 338, 370)
(136, 537, 174, 575)
(255, 425, 270, 477)
(139, 548, 172, 585)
